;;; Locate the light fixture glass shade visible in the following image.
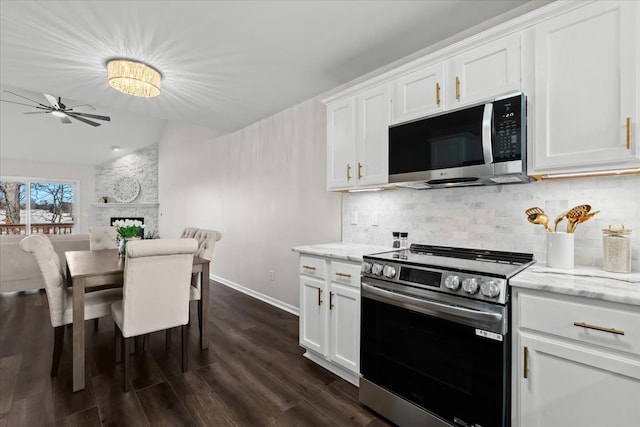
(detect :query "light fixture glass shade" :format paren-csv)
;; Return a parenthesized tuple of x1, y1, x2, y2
(107, 59, 161, 97)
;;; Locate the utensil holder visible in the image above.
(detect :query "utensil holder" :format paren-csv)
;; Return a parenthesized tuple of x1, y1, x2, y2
(547, 232, 574, 269)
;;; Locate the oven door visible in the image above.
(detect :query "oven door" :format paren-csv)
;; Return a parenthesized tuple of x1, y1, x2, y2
(360, 280, 510, 427)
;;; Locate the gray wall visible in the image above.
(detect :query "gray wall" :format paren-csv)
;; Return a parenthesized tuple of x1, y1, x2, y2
(158, 98, 342, 312)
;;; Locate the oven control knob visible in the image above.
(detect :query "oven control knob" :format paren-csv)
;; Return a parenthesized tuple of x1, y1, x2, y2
(361, 262, 373, 274)
(444, 275, 460, 291)
(372, 263, 384, 276)
(481, 280, 500, 298)
(462, 278, 479, 294)
(383, 265, 397, 279)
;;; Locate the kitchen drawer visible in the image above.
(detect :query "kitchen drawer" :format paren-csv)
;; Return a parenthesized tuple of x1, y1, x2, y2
(300, 256, 326, 279)
(329, 260, 361, 288)
(518, 291, 640, 356)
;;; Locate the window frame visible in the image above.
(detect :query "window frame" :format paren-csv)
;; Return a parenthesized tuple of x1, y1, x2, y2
(0, 175, 80, 235)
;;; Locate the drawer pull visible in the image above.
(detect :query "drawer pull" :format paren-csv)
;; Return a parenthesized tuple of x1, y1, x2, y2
(335, 272, 352, 278)
(573, 322, 625, 335)
(302, 265, 316, 271)
(523, 346, 529, 379)
(318, 288, 323, 306)
(330, 292, 334, 310)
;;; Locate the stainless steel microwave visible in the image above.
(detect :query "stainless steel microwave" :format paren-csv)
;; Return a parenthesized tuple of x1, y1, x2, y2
(388, 93, 532, 189)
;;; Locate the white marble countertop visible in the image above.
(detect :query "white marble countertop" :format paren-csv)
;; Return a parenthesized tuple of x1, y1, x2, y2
(511, 263, 640, 307)
(292, 242, 391, 262)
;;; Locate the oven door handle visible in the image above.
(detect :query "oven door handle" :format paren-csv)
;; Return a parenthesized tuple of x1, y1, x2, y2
(362, 283, 503, 325)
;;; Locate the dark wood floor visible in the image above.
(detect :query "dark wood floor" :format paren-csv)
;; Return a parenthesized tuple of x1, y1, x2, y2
(0, 282, 392, 427)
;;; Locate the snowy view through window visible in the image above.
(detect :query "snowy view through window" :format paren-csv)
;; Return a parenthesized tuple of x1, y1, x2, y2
(0, 180, 75, 234)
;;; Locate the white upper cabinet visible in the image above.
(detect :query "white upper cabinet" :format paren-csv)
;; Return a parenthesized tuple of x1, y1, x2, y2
(326, 98, 356, 190)
(392, 34, 521, 124)
(392, 63, 445, 123)
(447, 34, 521, 108)
(326, 83, 390, 191)
(356, 85, 390, 187)
(531, 1, 640, 175)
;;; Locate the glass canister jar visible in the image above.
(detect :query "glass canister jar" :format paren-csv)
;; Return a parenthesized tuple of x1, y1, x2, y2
(602, 225, 632, 273)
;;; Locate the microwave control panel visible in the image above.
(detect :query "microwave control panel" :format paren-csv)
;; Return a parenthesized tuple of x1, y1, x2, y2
(493, 94, 524, 162)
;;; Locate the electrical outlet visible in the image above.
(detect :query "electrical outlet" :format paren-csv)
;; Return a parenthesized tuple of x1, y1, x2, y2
(269, 270, 275, 281)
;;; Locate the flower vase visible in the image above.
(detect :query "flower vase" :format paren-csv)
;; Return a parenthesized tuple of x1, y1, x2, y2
(118, 236, 140, 257)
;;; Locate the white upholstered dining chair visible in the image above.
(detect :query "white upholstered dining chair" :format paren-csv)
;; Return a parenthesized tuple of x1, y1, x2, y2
(19, 234, 122, 376)
(181, 227, 222, 330)
(111, 238, 198, 391)
(88, 226, 118, 250)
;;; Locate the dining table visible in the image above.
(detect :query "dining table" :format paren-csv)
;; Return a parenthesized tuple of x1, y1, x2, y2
(65, 248, 210, 392)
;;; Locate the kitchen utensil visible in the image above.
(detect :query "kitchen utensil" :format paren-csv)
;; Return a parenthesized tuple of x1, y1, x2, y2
(527, 212, 551, 232)
(525, 207, 545, 216)
(553, 210, 568, 232)
(572, 210, 600, 232)
(565, 204, 591, 233)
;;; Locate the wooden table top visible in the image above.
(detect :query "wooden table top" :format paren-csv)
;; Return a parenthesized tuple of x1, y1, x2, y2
(65, 249, 208, 279)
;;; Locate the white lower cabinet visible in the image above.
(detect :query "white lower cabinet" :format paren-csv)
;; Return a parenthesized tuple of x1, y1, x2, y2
(513, 288, 640, 427)
(298, 255, 361, 385)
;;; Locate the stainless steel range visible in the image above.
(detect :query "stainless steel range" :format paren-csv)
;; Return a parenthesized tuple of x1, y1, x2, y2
(359, 244, 535, 427)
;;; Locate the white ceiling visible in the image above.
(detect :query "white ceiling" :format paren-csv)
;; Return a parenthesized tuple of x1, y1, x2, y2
(0, 0, 544, 166)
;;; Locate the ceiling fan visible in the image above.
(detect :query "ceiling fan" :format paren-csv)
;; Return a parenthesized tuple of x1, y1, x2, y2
(0, 90, 111, 127)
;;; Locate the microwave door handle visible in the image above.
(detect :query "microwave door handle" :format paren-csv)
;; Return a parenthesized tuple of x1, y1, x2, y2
(482, 103, 494, 164)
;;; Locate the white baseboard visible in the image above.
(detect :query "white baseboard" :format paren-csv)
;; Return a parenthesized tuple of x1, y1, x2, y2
(303, 351, 360, 386)
(211, 274, 299, 317)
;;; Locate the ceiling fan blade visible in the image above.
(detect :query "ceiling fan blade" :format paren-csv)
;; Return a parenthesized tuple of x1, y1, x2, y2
(43, 93, 60, 109)
(60, 116, 72, 124)
(3, 90, 49, 107)
(0, 99, 50, 109)
(66, 112, 101, 127)
(67, 111, 111, 121)
(68, 103, 96, 111)
(24, 111, 51, 114)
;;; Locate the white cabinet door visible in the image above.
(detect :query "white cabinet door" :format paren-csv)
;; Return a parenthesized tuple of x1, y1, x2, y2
(326, 98, 356, 190)
(328, 282, 360, 373)
(392, 63, 445, 124)
(518, 333, 640, 427)
(532, 1, 639, 174)
(447, 34, 521, 108)
(356, 84, 390, 187)
(299, 276, 327, 356)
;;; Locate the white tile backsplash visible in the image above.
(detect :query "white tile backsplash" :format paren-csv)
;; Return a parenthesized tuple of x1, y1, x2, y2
(343, 175, 640, 271)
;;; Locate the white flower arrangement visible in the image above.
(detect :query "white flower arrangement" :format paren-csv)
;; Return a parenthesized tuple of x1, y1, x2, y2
(113, 219, 145, 238)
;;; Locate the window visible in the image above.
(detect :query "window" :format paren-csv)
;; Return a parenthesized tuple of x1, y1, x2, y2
(0, 178, 76, 235)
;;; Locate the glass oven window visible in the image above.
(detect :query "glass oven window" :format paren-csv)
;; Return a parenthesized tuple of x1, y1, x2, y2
(361, 296, 509, 427)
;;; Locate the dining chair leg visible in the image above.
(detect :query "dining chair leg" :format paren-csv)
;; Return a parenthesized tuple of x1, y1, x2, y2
(181, 324, 188, 373)
(122, 336, 131, 392)
(197, 299, 203, 334)
(166, 329, 172, 349)
(51, 325, 65, 377)
(94, 318, 99, 331)
(114, 326, 122, 363)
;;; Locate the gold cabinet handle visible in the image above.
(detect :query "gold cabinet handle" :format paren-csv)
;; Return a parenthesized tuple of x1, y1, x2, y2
(302, 265, 316, 271)
(335, 272, 352, 278)
(317, 288, 323, 306)
(523, 346, 529, 379)
(330, 291, 334, 310)
(347, 164, 352, 181)
(455, 76, 461, 100)
(436, 82, 441, 105)
(358, 162, 363, 180)
(627, 117, 631, 150)
(574, 321, 625, 335)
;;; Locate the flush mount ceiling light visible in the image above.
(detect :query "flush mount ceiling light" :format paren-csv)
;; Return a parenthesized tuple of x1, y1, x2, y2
(106, 59, 162, 98)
